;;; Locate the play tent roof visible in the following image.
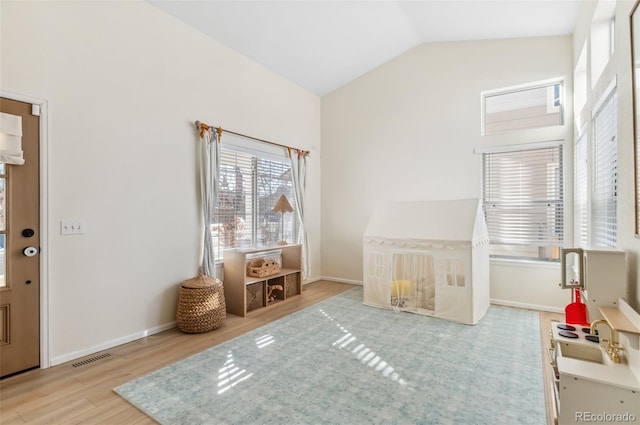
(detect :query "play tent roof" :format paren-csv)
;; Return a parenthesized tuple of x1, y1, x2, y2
(363, 198, 488, 245)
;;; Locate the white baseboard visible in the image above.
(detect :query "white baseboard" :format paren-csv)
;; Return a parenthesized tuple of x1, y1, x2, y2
(303, 276, 363, 286)
(491, 298, 564, 314)
(302, 276, 321, 284)
(319, 276, 363, 286)
(50, 321, 176, 366)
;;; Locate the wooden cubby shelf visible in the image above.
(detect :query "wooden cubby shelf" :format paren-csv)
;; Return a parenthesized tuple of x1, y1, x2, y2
(222, 244, 302, 317)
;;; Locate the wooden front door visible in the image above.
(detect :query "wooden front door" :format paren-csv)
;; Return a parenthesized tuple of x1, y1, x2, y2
(0, 98, 40, 378)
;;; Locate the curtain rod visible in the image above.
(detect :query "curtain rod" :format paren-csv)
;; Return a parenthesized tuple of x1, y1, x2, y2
(195, 120, 310, 156)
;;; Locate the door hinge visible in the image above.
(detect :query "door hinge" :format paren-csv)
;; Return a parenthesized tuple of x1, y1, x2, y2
(31, 104, 40, 117)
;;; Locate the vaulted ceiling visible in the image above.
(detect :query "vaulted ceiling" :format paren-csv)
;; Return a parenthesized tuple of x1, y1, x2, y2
(149, 1, 581, 96)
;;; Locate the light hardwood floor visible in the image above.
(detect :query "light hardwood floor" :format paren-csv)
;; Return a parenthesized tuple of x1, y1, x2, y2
(1, 280, 562, 425)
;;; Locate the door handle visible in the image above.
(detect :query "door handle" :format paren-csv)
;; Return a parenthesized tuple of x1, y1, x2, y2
(23, 247, 38, 257)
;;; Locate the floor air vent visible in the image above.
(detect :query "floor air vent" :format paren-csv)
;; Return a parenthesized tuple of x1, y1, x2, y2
(71, 352, 112, 368)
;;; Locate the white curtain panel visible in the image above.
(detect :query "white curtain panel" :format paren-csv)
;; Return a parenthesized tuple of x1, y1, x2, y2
(288, 148, 309, 277)
(200, 128, 220, 277)
(0, 112, 25, 165)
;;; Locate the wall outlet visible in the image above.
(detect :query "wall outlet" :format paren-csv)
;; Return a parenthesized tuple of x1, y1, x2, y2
(61, 220, 85, 235)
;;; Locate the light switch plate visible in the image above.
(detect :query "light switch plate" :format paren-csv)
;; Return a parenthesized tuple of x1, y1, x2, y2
(61, 220, 85, 235)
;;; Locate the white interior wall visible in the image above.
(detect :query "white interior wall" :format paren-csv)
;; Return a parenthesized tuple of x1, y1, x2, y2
(321, 36, 573, 311)
(1, 0, 321, 364)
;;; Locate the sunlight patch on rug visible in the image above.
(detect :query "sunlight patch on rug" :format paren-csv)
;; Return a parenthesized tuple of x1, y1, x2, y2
(114, 287, 545, 425)
(322, 307, 408, 387)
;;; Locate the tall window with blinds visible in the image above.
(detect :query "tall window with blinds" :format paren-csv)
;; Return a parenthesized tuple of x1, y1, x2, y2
(574, 132, 588, 246)
(591, 89, 617, 247)
(482, 143, 564, 261)
(213, 147, 297, 260)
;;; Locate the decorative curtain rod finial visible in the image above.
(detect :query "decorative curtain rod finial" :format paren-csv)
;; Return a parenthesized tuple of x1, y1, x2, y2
(196, 120, 212, 138)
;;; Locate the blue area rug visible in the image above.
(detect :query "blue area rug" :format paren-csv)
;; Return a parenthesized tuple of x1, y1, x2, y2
(114, 287, 545, 424)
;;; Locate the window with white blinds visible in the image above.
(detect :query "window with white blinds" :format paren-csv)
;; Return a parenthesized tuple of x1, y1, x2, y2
(482, 143, 564, 261)
(213, 147, 297, 260)
(574, 132, 588, 246)
(591, 88, 617, 247)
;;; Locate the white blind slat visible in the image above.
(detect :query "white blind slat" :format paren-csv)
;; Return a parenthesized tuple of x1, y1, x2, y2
(482, 144, 564, 261)
(591, 89, 617, 248)
(574, 133, 588, 246)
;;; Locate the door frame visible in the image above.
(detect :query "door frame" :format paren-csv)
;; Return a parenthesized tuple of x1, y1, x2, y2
(1, 90, 50, 369)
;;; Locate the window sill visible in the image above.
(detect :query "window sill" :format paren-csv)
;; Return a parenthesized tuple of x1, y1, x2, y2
(490, 257, 560, 270)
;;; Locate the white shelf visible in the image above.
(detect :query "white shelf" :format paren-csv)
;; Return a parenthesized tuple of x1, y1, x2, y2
(600, 307, 640, 335)
(599, 298, 640, 350)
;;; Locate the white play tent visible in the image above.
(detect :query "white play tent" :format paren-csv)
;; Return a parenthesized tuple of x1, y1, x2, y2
(362, 198, 490, 325)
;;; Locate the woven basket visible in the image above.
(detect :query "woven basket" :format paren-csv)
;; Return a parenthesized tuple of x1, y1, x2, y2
(176, 275, 226, 333)
(285, 272, 300, 297)
(247, 257, 280, 278)
(246, 282, 264, 311)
